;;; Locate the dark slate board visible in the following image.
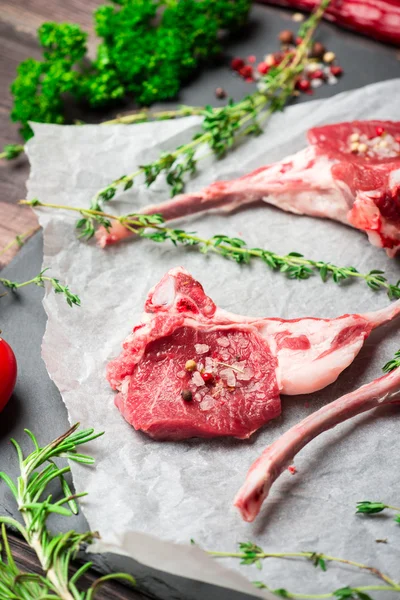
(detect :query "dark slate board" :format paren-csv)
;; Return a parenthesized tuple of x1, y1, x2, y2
(1, 4, 400, 598)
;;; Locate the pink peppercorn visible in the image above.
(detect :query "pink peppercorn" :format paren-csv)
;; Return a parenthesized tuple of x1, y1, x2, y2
(296, 36, 303, 45)
(201, 372, 214, 383)
(257, 62, 269, 75)
(309, 69, 325, 80)
(239, 65, 253, 79)
(296, 78, 311, 92)
(231, 57, 245, 71)
(247, 55, 256, 63)
(330, 65, 343, 77)
(376, 126, 385, 136)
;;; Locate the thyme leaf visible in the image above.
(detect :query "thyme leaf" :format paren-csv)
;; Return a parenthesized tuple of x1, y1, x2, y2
(0, 268, 81, 307)
(382, 350, 400, 373)
(356, 501, 400, 525)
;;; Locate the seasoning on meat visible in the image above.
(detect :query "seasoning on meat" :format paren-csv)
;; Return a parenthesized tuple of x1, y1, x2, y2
(107, 267, 400, 440)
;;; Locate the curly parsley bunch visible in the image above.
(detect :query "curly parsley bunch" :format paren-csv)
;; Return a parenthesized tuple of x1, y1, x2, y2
(10, 0, 251, 141)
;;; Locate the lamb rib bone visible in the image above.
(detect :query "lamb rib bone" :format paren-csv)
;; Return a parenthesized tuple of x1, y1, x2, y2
(107, 267, 400, 440)
(96, 120, 400, 257)
(234, 366, 400, 522)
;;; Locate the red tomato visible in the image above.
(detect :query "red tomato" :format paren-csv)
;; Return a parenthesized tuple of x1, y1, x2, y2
(0, 337, 17, 411)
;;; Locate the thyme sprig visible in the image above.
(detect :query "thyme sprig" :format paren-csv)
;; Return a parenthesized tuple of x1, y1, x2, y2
(87, 0, 331, 216)
(256, 584, 396, 599)
(0, 226, 40, 259)
(207, 541, 400, 598)
(207, 544, 397, 587)
(0, 424, 135, 599)
(101, 105, 205, 125)
(22, 200, 400, 302)
(0, 267, 81, 307)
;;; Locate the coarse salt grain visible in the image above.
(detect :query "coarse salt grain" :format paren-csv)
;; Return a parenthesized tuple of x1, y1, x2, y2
(306, 62, 321, 73)
(195, 344, 209, 354)
(310, 79, 323, 89)
(200, 395, 215, 411)
(217, 337, 230, 347)
(237, 367, 253, 381)
(192, 371, 205, 387)
(204, 357, 214, 373)
(220, 368, 236, 388)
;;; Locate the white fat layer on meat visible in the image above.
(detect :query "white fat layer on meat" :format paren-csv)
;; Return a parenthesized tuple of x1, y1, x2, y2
(349, 188, 400, 256)
(151, 274, 175, 307)
(248, 148, 350, 223)
(259, 317, 369, 395)
(389, 168, 400, 188)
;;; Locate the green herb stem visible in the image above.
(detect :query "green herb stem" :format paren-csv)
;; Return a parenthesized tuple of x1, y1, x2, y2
(207, 550, 398, 588)
(22, 199, 400, 302)
(101, 105, 206, 125)
(0, 226, 40, 258)
(383, 350, 400, 373)
(89, 0, 331, 211)
(0, 268, 81, 307)
(0, 144, 24, 160)
(0, 425, 136, 599)
(268, 586, 398, 599)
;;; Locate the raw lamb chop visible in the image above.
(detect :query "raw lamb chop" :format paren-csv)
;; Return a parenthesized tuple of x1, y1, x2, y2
(235, 365, 400, 522)
(107, 267, 400, 440)
(257, 0, 400, 47)
(97, 120, 400, 257)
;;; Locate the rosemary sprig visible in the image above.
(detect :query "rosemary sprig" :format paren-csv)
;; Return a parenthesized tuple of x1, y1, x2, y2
(356, 501, 400, 524)
(22, 200, 400, 302)
(87, 0, 331, 215)
(0, 424, 135, 599)
(0, 267, 81, 307)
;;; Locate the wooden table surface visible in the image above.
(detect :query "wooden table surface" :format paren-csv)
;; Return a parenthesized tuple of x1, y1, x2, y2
(0, 3, 149, 597)
(0, 0, 126, 267)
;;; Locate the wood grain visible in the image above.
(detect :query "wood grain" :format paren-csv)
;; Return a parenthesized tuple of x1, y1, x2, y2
(0, 0, 102, 261)
(7, 531, 146, 599)
(0, 3, 149, 596)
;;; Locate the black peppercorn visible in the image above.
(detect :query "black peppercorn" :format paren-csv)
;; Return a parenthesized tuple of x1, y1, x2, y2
(310, 42, 325, 59)
(279, 30, 294, 44)
(215, 87, 227, 99)
(181, 389, 193, 401)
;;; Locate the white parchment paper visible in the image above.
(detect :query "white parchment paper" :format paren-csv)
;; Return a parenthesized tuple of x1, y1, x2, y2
(27, 79, 400, 598)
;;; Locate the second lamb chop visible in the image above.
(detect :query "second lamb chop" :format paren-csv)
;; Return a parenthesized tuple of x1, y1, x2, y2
(235, 364, 400, 522)
(97, 120, 400, 256)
